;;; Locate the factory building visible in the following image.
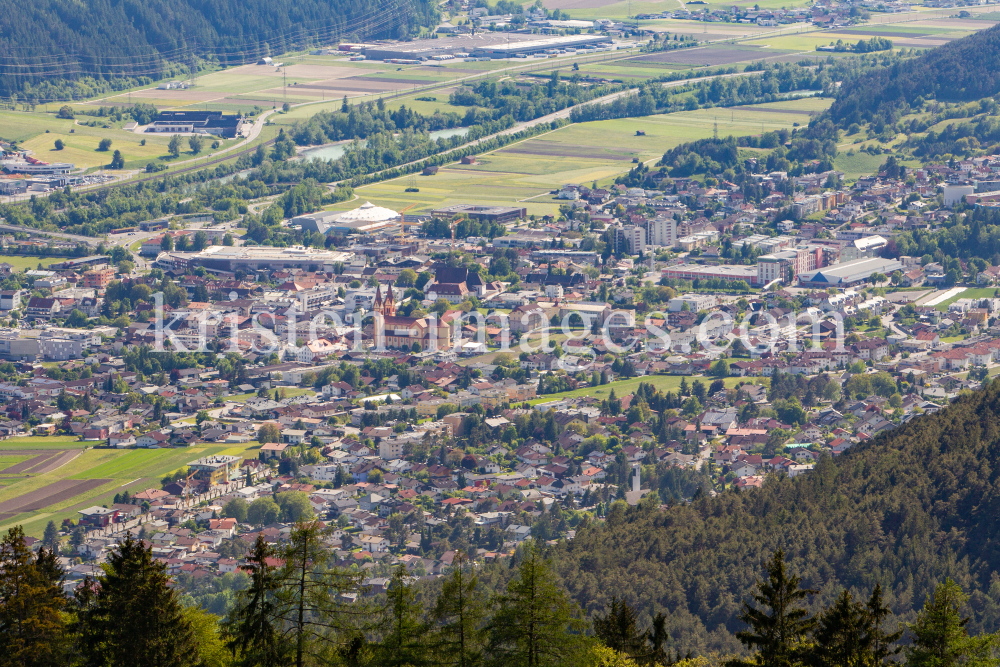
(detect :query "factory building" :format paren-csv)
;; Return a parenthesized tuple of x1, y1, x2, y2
(429, 205, 526, 224)
(363, 33, 611, 61)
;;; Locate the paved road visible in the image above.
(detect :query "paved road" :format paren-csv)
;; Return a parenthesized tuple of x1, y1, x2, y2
(0, 222, 103, 247)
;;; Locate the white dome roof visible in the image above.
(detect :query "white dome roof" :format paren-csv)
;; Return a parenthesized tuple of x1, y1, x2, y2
(335, 201, 399, 223)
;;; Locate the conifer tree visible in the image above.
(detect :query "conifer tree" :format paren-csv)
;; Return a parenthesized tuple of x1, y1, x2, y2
(863, 583, 902, 666)
(906, 579, 999, 667)
(41, 521, 59, 552)
(594, 597, 647, 660)
(377, 565, 428, 667)
(75, 533, 198, 667)
(647, 612, 672, 667)
(726, 549, 817, 667)
(486, 540, 588, 667)
(0, 526, 68, 667)
(223, 534, 288, 667)
(807, 590, 866, 667)
(431, 552, 486, 667)
(276, 521, 364, 667)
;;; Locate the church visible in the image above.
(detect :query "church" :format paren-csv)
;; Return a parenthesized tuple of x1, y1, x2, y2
(372, 283, 452, 352)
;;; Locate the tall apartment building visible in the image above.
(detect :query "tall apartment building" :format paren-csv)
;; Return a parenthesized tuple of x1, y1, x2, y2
(613, 225, 646, 255)
(645, 217, 676, 248)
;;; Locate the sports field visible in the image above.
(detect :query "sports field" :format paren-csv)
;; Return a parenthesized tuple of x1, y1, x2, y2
(933, 288, 1000, 312)
(0, 255, 61, 271)
(0, 437, 261, 538)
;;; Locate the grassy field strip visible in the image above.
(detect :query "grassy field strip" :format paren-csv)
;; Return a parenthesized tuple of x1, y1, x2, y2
(527, 375, 766, 406)
(0, 436, 90, 450)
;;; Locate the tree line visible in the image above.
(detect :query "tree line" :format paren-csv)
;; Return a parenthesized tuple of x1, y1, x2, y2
(6, 521, 999, 667)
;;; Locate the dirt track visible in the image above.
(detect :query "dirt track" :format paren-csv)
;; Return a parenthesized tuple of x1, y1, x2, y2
(0, 451, 61, 474)
(0, 449, 79, 475)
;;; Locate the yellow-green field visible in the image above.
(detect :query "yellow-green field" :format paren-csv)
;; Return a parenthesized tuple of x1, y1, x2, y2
(0, 438, 262, 538)
(528, 375, 768, 406)
(0, 255, 61, 271)
(329, 98, 827, 217)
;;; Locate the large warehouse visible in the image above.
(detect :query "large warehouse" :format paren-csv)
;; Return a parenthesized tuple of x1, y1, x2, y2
(292, 202, 401, 236)
(430, 205, 526, 224)
(797, 257, 903, 288)
(363, 33, 611, 61)
(660, 263, 760, 287)
(163, 246, 354, 273)
(470, 34, 612, 58)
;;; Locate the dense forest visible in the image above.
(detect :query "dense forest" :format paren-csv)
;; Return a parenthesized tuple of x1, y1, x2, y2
(538, 379, 1000, 655)
(828, 22, 1000, 127)
(0, 0, 438, 99)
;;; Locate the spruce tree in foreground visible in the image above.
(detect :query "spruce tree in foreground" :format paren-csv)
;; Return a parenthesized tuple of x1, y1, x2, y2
(223, 534, 289, 667)
(0, 526, 68, 667)
(486, 540, 588, 667)
(593, 597, 647, 661)
(863, 583, 902, 666)
(727, 549, 817, 667)
(276, 521, 365, 667)
(75, 533, 199, 667)
(807, 590, 867, 667)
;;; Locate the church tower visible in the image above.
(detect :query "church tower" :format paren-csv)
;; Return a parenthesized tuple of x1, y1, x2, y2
(383, 283, 396, 317)
(372, 283, 396, 318)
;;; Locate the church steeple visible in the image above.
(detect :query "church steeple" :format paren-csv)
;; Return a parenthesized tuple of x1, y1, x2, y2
(372, 283, 395, 318)
(384, 283, 396, 316)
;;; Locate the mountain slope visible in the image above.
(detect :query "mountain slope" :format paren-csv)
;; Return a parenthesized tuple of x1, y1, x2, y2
(0, 0, 437, 97)
(548, 382, 1000, 655)
(829, 22, 1000, 126)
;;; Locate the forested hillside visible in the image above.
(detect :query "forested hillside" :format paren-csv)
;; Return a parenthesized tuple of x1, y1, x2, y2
(545, 381, 1000, 655)
(829, 22, 1000, 127)
(0, 0, 437, 99)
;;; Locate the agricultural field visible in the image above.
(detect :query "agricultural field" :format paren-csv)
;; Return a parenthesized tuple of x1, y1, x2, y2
(628, 43, 798, 68)
(327, 97, 826, 217)
(0, 437, 262, 538)
(527, 374, 767, 406)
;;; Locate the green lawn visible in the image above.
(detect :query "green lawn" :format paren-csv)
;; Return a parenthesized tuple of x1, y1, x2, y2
(934, 287, 1000, 312)
(225, 387, 318, 403)
(0, 255, 60, 272)
(0, 435, 89, 450)
(528, 374, 766, 405)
